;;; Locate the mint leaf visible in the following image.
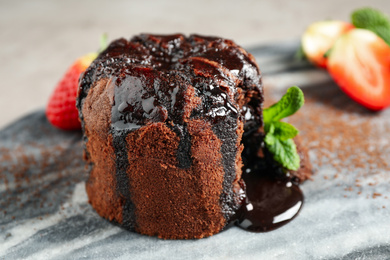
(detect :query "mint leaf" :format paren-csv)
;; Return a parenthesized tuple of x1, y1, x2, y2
(264, 131, 276, 145)
(264, 121, 275, 135)
(264, 133, 300, 171)
(262, 86, 304, 171)
(263, 86, 304, 123)
(351, 7, 390, 45)
(272, 121, 299, 141)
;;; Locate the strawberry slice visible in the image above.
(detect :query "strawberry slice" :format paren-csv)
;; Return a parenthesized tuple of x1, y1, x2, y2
(302, 21, 353, 68)
(46, 53, 97, 130)
(327, 28, 390, 111)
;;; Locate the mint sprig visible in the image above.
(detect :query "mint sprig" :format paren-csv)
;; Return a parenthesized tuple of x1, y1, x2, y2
(263, 86, 304, 123)
(351, 7, 390, 46)
(269, 121, 299, 141)
(263, 86, 304, 171)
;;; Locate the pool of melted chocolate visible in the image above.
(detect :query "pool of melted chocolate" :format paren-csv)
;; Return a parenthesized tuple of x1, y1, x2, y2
(237, 166, 303, 232)
(236, 132, 304, 232)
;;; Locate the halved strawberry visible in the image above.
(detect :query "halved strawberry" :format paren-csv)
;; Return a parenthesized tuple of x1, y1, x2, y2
(46, 53, 97, 130)
(327, 28, 390, 111)
(302, 21, 353, 68)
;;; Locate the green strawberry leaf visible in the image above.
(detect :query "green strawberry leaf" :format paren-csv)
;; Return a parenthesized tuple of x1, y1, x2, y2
(295, 45, 307, 61)
(351, 7, 390, 45)
(99, 33, 109, 53)
(264, 133, 300, 171)
(372, 25, 390, 46)
(263, 86, 304, 123)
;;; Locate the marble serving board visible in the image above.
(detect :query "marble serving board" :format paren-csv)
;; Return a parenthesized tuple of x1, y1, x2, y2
(1, 42, 390, 260)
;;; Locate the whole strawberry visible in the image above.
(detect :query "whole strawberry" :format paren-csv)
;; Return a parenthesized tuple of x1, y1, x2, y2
(46, 53, 97, 130)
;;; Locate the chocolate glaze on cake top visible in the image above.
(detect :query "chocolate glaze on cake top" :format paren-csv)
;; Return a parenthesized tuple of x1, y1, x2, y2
(78, 34, 263, 133)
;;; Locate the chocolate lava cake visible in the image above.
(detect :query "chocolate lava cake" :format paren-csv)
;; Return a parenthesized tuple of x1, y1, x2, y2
(76, 34, 311, 239)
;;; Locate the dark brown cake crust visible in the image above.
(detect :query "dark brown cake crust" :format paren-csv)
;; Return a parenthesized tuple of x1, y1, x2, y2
(77, 34, 263, 239)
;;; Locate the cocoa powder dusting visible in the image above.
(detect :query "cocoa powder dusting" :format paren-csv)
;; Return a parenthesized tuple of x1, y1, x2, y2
(0, 134, 85, 223)
(265, 83, 390, 200)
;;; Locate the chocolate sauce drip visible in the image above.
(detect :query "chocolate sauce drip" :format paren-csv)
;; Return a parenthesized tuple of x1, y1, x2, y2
(112, 131, 136, 230)
(168, 124, 192, 169)
(211, 116, 241, 219)
(236, 131, 304, 232)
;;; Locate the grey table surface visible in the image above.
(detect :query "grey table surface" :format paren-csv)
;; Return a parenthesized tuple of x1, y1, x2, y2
(1, 41, 390, 260)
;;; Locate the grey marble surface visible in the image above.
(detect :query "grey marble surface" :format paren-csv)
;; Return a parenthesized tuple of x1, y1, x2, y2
(1, 42, 390, 260)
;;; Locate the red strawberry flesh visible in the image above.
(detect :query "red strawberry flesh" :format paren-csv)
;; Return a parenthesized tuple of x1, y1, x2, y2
(327, 29, 390, 111)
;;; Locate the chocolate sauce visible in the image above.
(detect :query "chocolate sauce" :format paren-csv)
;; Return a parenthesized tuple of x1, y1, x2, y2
(112, 131, 136, 230)
(237, 132, 304, 232)
(78, 34, 262, 129)
(236, 168, 303, 232)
